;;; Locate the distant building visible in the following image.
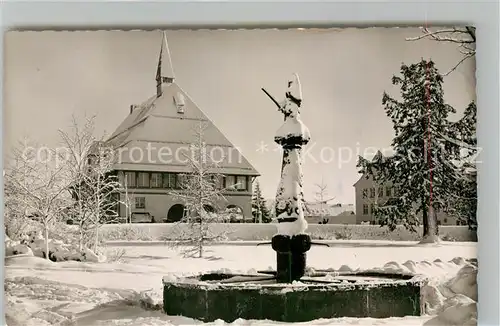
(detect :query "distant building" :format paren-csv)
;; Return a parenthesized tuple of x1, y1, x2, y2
(105, 33, 259, 223)
(304, 202, 356, 224)
(353, 150, 456, 225)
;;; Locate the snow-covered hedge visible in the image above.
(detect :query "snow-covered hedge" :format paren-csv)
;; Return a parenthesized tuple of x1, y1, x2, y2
(100, 223, 477, 242)
(5, 229, 106, 263)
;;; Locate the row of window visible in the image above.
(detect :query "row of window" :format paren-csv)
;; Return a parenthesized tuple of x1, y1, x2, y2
(362, 203, 376, 215)
(362, 186, 398, 199)
(362, 203, 443, 215)
(118, 171, 250, 191)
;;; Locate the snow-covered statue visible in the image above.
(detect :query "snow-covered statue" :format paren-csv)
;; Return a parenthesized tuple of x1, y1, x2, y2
(262, 73, 312, 282)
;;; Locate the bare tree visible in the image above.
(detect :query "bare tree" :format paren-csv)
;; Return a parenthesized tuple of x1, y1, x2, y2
(86, 141, 121, 251)
(310, 178, 335, 224)
(406, 26, 476, 76)
(58, 115, 97, 250)
(4, 138, 37, 239)
(168, 122, 232, 258)
(58, 115, 121, 252)
(122, 178, 134, 224)
(5, 138, 71, 260)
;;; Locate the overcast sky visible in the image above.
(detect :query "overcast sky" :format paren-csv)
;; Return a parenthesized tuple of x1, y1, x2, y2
(4, 28, 476, 204)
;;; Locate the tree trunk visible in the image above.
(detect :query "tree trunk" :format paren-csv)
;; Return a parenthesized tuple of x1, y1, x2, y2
(44, 222, 50, 261)
(422, 198, 429, 238)
(432, 207, 439, 236)
(78, 202, 84, 251)
(79, 226, 84, 251)
(94, 227, 99, 252)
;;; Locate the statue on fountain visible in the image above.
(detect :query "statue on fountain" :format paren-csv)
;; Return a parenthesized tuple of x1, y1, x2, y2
(262, 73, 313, 283)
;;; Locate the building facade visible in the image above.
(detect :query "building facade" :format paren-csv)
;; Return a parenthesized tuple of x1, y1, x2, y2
(353, 151, 456, 225)
(106, 33, 259, 223)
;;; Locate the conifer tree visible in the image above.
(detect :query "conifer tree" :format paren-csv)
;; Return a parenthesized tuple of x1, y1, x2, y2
(448, 102, 478, 229)
(252, 179, 271, 223)
(357, 59, 476, 241)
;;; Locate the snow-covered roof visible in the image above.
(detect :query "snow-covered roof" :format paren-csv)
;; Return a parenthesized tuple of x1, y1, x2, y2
(304, 202, 354, 217)
(353, 149, 393, 187)
(106, 33, 259, 176)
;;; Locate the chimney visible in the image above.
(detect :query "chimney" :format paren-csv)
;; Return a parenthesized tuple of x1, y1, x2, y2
(130, 105, 136, 114)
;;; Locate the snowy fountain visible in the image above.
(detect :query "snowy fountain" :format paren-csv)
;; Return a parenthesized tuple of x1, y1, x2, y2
(162, 74, 426, 322)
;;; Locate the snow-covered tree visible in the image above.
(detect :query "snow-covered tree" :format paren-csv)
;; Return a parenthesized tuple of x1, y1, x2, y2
(4, 138, 37, 239)
(447, 102, 478, 229)
(59, 115, 121, 251)
(58, 115, 98, 250)
(168, 122, 231, 258)
(357, 59, 476, 241)
(406, 26, 475, 76)
(4, 138, 71, 259)
(252, 179, 271, 223)
(85, 141, 121, 251)
(122, 178, 134, 224)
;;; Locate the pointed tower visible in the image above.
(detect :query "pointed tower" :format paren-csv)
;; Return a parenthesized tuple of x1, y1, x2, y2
(156, 31, 175, 98)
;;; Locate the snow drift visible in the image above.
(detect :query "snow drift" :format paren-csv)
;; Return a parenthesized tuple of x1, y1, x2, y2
(5, 231, 106, 263)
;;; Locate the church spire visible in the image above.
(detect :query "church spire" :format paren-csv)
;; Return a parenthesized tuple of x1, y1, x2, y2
(156, 31, 175, 97)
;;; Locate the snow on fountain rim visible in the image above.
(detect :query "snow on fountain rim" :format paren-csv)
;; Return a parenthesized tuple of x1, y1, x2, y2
(162, 256, 473, 290)
(162, 266, 428, 292)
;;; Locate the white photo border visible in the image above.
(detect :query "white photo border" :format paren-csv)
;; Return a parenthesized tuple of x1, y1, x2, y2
(1, 1, 498, 325)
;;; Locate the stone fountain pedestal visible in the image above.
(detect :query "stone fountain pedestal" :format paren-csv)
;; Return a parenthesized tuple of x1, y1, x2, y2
(162, 270, 425, 322)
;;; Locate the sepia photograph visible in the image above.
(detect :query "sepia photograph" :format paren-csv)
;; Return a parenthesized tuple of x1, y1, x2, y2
(4, 27, 477, 326)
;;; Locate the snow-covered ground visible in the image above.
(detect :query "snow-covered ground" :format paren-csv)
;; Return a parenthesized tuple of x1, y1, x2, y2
(5, 240, 477, 326)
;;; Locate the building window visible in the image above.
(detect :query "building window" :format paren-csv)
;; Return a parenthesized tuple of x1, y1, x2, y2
(225, 175, 237, 190)
(385, 186, 392, 197)
(362, 189, 368, 199)
(135, 197, 146, 209)
(370, 203, 375, 214)
(151, 173, 162, 188)
(125, 172, 136, 188)
(378, 187, 383, 198)
(174, 92, 186, 114)
(137, 172, 150, 188)
(363, 204, 369, 215)
(443, 218, 448, 223)
(163, 173, 176, 188)
(370, 188, 375, 198)
(236, 176, 248, 191)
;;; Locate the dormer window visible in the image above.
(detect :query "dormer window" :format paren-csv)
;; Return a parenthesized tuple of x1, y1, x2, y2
(174, 92, 185, 114)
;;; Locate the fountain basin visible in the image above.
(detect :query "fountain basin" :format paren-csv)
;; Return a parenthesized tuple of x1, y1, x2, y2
(162, 271, 426, 322)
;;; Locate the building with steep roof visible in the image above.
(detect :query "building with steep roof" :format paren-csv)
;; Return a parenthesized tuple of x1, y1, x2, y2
(107, 33, 259, 223)
(353, 150, 458, 225)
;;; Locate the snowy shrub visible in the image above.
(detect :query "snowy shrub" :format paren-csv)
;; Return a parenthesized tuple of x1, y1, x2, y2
(441, 233, 457, 242)
(101, 225, 154, 241)
(100, 223, 476, 242)
(334, 226, 353, 240)
(309, 229, 336, 240)
(106, 248, 127, 263)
